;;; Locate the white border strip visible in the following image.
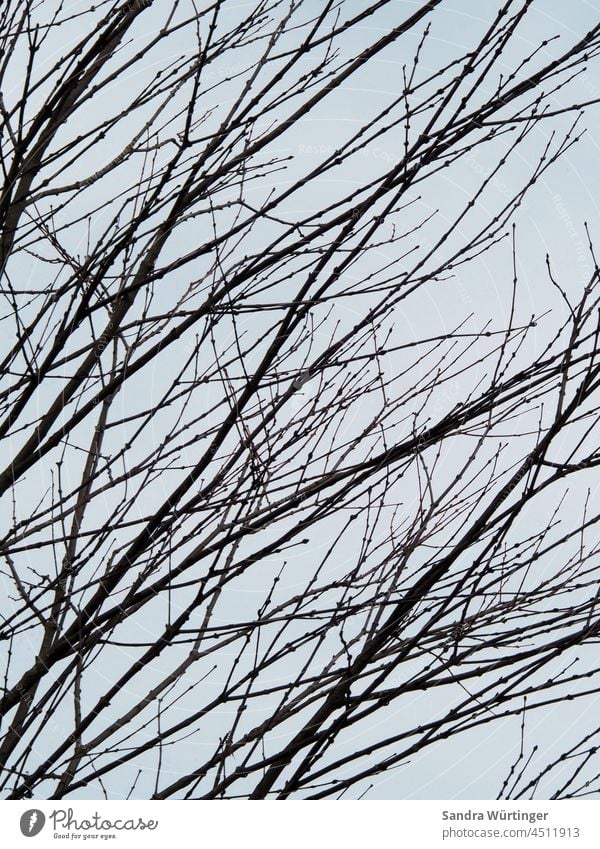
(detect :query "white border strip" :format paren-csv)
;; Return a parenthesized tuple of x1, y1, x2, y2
(1, 800, 597, 848)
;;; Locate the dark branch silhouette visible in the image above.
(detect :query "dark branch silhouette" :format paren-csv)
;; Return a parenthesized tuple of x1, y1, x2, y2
(1, 0, 600, 799)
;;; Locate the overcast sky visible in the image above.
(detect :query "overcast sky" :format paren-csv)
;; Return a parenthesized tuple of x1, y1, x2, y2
(2, 0, 600, 800)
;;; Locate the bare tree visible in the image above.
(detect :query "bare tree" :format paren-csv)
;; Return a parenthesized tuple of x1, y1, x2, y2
(2, 0, 600, 800)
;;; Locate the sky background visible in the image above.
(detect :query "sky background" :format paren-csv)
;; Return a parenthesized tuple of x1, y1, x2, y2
(2, 0, 600, 800)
